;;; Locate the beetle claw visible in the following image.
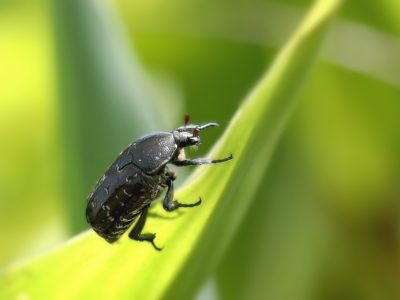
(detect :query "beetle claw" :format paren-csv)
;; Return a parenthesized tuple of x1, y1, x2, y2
(195, 197, 202, 206)
(176, 197, 202, 208)
(151, 240, 162, 251)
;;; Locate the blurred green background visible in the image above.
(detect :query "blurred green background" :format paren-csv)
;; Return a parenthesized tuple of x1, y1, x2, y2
(1, 0, 399, 299)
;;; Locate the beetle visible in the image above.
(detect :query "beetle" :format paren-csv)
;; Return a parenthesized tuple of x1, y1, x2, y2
(86, 118, 232, 250)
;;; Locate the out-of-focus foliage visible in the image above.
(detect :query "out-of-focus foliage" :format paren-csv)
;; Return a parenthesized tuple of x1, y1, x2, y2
(0, 0, 64, 267)
(1, 0, 399, 299)
(217, 62, 400, 300)
(0, 1, 340, 299)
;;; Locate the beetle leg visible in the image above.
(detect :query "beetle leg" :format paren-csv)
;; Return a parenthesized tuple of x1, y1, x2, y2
(166, 169, 177, 181)
(163, 179, 202, 212)
(173, 154, 233, 166)
(128, 205, 161, 251)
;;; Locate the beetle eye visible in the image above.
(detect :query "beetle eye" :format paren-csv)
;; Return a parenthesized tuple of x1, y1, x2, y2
(192, 128, 199, 137)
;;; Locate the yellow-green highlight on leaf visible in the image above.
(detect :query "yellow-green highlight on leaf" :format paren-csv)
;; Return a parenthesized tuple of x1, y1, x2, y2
(0, 0, 342, 299)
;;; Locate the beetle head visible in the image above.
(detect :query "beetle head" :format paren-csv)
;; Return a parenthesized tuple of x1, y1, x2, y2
(173, 122, 219, 148)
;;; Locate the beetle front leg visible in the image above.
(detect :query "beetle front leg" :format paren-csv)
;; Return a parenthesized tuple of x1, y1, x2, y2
(163, 179, 202, 212)
(173, 154, 233, 166)
(128, 205, 161, 251)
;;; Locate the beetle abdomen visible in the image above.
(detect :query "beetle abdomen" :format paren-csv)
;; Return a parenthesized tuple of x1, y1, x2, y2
(87, 161, 167, 243)
(93, 195, 142, 243)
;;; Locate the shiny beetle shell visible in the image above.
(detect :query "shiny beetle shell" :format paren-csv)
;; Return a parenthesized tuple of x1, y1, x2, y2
(86, 133, 177, 242)
(86, 121, 232, 250)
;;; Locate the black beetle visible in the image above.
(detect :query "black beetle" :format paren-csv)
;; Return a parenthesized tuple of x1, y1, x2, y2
(86, 119, 232, 250)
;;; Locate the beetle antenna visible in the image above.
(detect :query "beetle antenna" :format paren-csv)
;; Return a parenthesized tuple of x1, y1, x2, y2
(198, 122, 219, 130)
(184, 115, 190, 127)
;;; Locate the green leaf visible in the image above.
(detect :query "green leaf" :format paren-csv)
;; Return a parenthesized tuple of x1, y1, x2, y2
(0, 0, 341, 298)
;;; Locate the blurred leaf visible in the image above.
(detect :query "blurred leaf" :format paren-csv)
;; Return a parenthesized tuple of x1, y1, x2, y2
(118, 0, 400, 90)
(217, 137, 328, 300)
(0, 0, 341, 298)
(340, 0, 400, 36)
(217, 50, 400, 300)
(0, 4, 65, 266)
(294, 62, 400, 300)
(53, 0, 171, 233)
(297, 63, 400, 215)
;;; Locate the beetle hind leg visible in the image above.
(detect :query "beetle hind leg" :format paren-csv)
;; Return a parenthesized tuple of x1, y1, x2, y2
(163, 178, 202, 212)
(128, 205, 161, 251)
